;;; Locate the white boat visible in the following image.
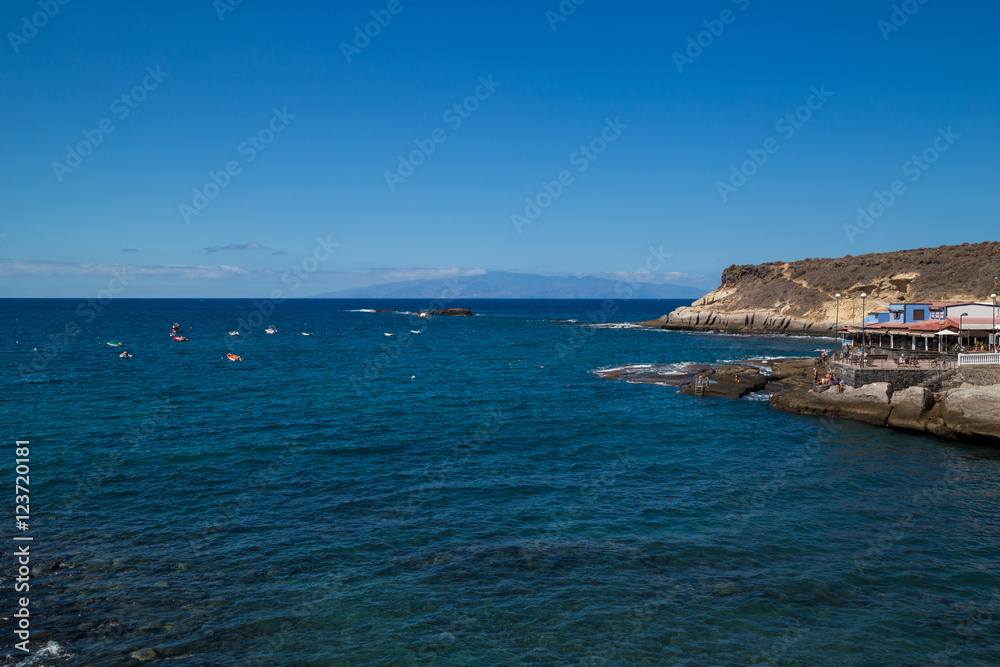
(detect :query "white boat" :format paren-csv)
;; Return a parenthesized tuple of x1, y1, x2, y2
(384, 333, 395, 337)
(119, 351, 132, 359)
(265, 326, 278, 334)
(410, 330, 421, 334)
(228, 331, 240, 336)
(301, 333, 312, 336)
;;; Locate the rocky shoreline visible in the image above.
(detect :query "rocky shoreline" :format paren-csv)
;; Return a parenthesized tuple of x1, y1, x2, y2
(600, 356, 1000, 445)
(636, 308, 836, 336)
(718, 357, 1000, 445)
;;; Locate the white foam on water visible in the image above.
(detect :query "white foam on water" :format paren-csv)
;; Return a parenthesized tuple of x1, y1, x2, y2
(583, 323, 644, 329)
(13, 641, 70, 665)
(592, 362, 708, 378)
(346, 309, 377, 313)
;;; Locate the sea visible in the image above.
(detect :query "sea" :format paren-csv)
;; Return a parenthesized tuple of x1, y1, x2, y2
(2, 298, 999, 666)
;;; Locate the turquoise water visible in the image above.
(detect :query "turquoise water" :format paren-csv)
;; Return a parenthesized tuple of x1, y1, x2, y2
(3, 299, 1000, 665)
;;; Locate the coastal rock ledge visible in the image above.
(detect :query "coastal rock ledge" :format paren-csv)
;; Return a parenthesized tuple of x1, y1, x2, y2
(639, 307, 835, 335)
(772, 382, 1000, 444)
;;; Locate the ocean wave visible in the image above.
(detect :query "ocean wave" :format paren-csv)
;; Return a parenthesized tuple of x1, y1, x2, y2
(584, 323, 644, 329)
(592, 362, 711, 384)
(13, 641, 69, 665)
(346, 309, 377, 313)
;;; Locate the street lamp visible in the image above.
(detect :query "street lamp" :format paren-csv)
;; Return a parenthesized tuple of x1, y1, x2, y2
(835, 293, 841, 352)
(992, 294, 997, 352)
(860, 292, 867, 365)
(960, 312, 969, 353)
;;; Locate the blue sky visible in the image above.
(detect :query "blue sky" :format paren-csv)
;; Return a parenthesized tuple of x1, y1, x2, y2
(1, 0, 997, 297)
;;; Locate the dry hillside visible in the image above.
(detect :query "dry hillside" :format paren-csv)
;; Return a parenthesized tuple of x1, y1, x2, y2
(694, 242, 1000, 324)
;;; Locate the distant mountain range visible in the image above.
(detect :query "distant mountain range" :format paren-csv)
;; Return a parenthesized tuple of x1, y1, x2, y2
(311, 271, 705, 299)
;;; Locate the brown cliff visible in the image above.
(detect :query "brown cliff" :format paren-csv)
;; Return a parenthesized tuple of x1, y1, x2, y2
(638, 242, 1000, 335)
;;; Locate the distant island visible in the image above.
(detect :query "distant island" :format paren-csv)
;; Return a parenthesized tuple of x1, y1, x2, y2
(312, 271, 704, 299)
(638, 242, 1000, 335)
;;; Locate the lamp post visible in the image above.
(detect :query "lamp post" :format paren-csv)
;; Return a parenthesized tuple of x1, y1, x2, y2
(860, 292, 867, 365)
(960, 312, 969, 353)
(992, 294, 997, 352)
(835, 293, 841, 353)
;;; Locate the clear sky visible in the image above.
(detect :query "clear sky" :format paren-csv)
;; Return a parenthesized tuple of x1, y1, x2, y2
(2, 0, 998, 297)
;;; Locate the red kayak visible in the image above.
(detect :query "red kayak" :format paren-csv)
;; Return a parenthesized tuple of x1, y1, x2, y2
(173, 336, 189, 342)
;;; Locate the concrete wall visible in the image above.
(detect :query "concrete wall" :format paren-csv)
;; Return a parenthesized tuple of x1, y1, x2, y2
(828, 361, 1000, 390)
(827, 362, 937, 391)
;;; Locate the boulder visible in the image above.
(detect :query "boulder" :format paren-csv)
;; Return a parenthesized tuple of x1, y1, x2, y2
(934, 385, 1000, 441)
(887, 386, 934, 431)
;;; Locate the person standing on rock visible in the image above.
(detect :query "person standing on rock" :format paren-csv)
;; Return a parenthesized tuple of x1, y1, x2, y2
(814, 368, 819, 384)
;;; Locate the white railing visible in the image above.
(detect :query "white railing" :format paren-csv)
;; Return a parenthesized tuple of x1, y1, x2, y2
(958, 353, 1000, 366)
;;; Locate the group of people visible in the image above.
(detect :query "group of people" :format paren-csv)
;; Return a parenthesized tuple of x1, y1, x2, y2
(814, 352, 845, 393)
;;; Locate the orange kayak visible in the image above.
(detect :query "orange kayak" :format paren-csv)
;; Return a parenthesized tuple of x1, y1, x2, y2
(226, 353, 243, 362)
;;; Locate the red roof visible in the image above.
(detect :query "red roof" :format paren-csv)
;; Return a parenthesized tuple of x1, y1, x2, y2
(872, 319, 953, 331)
(944, 316, 994, 326)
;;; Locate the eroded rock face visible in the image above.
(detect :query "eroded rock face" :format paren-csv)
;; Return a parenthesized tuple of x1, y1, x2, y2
(887, 386, 934, 431)
(772, 381, 1000, 445)
(771, 390, 892, 427)
(637, 308, 836, 335)
(934, 385, 1000, 440)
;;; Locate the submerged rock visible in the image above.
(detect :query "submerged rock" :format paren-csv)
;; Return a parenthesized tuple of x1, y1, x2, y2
(427, 307, 476, 316)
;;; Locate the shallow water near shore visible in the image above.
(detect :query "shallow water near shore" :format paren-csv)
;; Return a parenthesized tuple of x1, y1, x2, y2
(3, 298, 1000, 665)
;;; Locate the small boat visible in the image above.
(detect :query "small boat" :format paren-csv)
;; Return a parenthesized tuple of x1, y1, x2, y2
(226, 353, 243, 362)
(410, 330, 421, 334)
(119, 351, 132, 358)
(265, 326, 278, 334)
(228, 331, 240, 336)
(301, 333, 312, 336)
(170, 323, 183, 334)
(383, 333, 395, 337)
(173, 335, 189, 342)
(107, 341, 124, 347)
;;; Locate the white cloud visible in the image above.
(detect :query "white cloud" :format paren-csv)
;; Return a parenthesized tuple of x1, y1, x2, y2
(202, 242, 268, 253)
(569, 270, 709, 284)
(0, 259, 254, 280)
